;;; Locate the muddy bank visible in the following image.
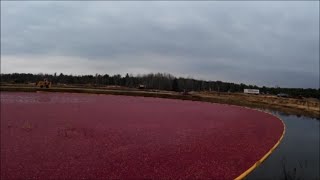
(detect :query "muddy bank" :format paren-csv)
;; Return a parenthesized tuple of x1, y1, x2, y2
(1, 86, 319, 119)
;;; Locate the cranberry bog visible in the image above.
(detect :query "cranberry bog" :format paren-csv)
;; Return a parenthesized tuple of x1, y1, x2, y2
(1, 92, 285, 179)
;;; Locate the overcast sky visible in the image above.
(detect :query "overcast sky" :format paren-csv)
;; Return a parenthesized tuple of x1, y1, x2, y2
(1, 1, 319, 88)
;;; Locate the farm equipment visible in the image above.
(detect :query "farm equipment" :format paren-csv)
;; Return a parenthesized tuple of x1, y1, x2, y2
(36, 78, 51, 88)
(138, 84, 146, 89)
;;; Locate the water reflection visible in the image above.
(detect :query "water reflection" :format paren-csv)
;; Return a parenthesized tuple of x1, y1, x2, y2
(247, 111, 320, 180)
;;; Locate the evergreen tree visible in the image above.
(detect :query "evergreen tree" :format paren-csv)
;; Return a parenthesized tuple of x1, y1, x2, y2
(172, 78, 179, 92)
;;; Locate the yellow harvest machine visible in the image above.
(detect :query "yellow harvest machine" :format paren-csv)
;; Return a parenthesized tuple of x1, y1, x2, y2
(36, 78, 51, 88)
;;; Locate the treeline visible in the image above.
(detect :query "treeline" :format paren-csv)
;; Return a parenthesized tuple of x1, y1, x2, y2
(1, 73, 319, 99)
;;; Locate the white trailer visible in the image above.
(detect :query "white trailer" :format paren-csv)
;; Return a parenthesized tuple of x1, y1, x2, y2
(244, 89, 260, 94)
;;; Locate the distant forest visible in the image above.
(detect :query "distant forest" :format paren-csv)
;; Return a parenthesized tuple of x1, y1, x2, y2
(1, 73, 319, 99)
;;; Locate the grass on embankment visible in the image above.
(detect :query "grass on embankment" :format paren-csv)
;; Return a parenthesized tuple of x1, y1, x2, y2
(1, 86, 319, 119)
(195, 92, 319, 119)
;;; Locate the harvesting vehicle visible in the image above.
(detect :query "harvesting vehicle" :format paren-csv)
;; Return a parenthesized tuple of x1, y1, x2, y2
(36, 78, 51, 88)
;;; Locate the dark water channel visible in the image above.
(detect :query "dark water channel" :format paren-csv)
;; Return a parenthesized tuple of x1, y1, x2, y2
(247, 110, 319, 180)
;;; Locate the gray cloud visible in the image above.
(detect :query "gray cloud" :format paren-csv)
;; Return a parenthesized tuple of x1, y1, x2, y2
(1, 1, 319, 88)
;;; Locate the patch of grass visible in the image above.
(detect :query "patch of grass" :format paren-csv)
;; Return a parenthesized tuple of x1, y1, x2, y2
(280, 157, 316, 180)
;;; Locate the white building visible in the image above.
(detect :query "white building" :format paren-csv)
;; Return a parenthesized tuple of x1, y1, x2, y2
(244, 89, 260, 94)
